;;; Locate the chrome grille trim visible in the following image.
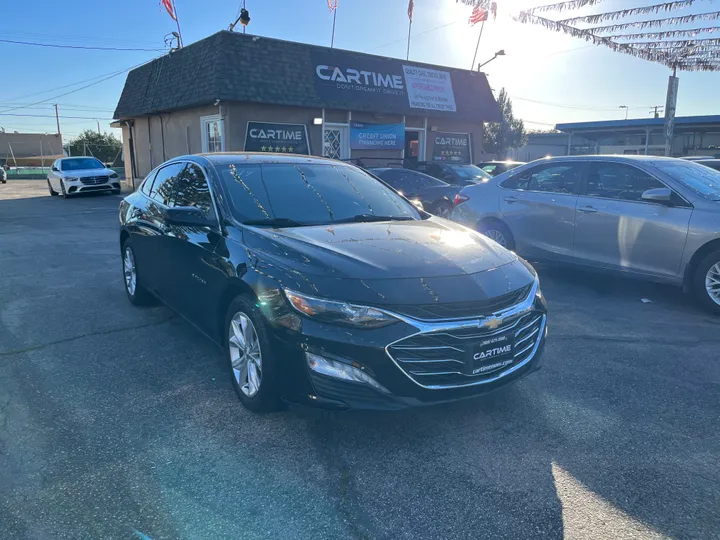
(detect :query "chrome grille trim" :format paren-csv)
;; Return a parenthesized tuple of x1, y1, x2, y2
(381, 278, 545, 390)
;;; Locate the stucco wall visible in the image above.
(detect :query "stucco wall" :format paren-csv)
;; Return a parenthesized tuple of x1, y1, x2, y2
(129, 105, 220, 178)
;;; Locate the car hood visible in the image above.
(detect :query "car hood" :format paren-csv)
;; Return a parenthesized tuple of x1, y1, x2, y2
(243, 218, 518, 279)
(62, 168, 113, 178)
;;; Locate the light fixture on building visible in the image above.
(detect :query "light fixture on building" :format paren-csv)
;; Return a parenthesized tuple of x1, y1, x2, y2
(313, 117, 323, 125)
(240, 8, 251, 26)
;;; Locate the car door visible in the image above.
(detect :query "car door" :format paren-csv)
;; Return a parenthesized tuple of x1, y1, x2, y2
(49, 160, 61, 190)
(135, 162, 187, 295)
(573, 161, 693, 277)
(498, 161, 585, 259)
(162, 162, 226, 331)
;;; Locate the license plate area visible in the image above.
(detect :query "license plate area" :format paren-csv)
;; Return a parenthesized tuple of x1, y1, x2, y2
(468, 331, 514, 376)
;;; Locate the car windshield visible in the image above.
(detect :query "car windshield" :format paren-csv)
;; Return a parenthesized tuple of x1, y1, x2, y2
(652, 160, 720, 201)
(216, 162, 422, 226)
(446, 164, 492, 181)
(61, 158, 104, 171)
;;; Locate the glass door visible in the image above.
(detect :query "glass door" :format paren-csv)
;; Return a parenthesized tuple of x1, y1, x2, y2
(323, 124, 350, 160)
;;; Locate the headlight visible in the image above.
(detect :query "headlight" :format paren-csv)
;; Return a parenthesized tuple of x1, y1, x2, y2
(284, 289, 397, 328)
(110, 172, 119, 179)
(64, 176, 78, 181)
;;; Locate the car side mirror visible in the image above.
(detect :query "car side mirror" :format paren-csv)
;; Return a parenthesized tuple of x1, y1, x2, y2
(51, 166, 58, 172)
(641, 187, 673, 205)
(164, 206, 216, 228)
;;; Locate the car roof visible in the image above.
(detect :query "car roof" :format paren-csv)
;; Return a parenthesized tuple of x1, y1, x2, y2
(479, 160, 524, 165)
(189, 152, 344, 166)
(529, 154, 685, 165)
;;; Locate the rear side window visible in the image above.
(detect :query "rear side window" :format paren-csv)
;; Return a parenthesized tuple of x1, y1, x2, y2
(502, 163, 582, 194)
(150, 162, 186, 206)
(586, 163, 664, 202)
(140, 170, 158, 195)
(171, 164, 216, 218)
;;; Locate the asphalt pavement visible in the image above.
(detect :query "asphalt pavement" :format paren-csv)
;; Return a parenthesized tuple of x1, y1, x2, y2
(1, 180, 719, 539)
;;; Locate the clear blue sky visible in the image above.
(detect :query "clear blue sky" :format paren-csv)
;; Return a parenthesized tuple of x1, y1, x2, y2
(0, 0, 718, 140)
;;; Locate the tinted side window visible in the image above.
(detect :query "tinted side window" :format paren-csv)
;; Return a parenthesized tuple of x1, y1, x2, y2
(171, 164, 216, 218)
(502, 163, 582, 194)
(150, 163, 186, 206)
(586, 163, 664, 202)
(403, 171, 445, 192)
(376, 170, 408, 191)
(140, 170, 158, 196)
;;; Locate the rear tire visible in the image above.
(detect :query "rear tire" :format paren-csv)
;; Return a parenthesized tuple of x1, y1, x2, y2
(478, 220, 515, 250)
(432, 201, 453, 219)
(693, 250, 720, 315)
(225, 295, 282, 412)
(121, 239, 155, 306)
(48, 180, 58, 196)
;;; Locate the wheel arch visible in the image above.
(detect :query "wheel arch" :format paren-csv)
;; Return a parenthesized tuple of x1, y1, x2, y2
(215, 278, 259, 342)
(683, 238, 720, 291)
(119, 230, 130, 253)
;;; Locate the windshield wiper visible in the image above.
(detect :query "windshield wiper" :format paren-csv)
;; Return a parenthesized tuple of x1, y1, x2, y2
(332, 214, 415, 224)
(242, 218, 306, 227)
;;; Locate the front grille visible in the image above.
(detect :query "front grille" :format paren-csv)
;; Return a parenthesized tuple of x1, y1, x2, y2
(80, 175, 109, 185)
(387, 311, 545, 389)
(384, 284, 532, 320)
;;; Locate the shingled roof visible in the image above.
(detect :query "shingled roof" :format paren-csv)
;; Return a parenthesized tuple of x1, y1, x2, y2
(114, 31, 501, 122)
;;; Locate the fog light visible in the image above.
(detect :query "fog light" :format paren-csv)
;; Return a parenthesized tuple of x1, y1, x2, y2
(305, 352, 389, 393)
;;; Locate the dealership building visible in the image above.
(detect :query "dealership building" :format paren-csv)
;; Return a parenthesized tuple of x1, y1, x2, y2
(112, 30, 501, 186)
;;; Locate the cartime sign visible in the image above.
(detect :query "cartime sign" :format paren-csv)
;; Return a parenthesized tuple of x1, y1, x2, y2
(244, 122, 310, 155)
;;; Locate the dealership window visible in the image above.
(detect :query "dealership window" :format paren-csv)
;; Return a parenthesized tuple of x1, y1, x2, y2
(201, 115, 225, 153)
(323, 123, 349, 160)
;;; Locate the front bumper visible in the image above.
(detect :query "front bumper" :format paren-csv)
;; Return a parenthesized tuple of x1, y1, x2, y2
(64, 178, 120, 194)
(270, 283, 548, 411)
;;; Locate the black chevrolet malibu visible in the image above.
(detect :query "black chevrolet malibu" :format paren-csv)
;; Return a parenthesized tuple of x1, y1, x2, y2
(119, 154, 548, 412)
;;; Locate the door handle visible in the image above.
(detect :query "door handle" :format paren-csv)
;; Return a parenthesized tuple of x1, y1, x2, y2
(503, 196, 518, 204)
(578, 206, 598, 213)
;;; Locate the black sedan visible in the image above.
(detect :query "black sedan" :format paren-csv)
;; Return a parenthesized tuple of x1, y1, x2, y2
(119, 154, 547, 412)
(414, 161, 493, 186)
(369, 167, 460, 218)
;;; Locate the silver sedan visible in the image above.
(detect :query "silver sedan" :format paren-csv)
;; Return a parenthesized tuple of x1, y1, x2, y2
(452, 155, 720, 313)
(47, 157, 121, 198)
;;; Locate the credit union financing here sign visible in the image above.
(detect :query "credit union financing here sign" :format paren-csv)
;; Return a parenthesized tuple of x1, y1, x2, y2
(311, 50, 457, 114)
(244, 122, 310, 155)
(349, 121, 405, 150)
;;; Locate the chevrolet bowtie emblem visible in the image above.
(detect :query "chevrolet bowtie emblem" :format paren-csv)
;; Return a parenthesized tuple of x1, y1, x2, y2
(481, 317, 503, 330)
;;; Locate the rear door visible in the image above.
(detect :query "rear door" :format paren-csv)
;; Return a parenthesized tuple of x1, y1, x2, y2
(498, 161, 585, 259)
(137, 162, 186, 294)
(573, 161, 692, 277)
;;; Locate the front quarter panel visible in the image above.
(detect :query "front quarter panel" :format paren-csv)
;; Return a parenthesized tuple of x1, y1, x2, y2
(684, 202, 720, 268)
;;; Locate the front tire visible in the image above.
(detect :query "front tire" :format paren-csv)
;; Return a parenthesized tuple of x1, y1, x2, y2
(121, 239, 155, 306)
(225, 296, 282, 412)
(432, 201, 453, 219)
(60, 180, 70, 199)
(48, 179, 58, 196)
(693, 250, 720, 315)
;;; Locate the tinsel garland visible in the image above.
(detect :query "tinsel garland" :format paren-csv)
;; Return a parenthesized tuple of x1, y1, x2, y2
(584, 10, 720, 32)
(534, 0, 695, 17)
(607, 25, 720, 40)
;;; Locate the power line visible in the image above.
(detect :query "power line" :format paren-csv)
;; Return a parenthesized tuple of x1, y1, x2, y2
(0, 113, 113, 120)
(0, 38, 164, 52)
(368, 19, 461, 52)
(509, 94, 650, 111)
(0, 56, 159, 116)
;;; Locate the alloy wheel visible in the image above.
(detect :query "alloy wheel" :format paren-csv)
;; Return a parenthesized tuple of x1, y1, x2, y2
(706, 262, 720, 307)
(435, 205, 452, 218)
(486, 229, 507, 248)
(229, 312, 263, 397)
(123, 247, 137, 296)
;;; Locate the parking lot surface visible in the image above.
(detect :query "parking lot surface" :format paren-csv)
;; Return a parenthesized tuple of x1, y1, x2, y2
(1, 180, 719, 539)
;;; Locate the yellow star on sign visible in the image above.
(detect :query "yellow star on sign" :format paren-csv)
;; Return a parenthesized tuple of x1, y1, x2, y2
(261, 145, 267, 151)
(288, 146, 294, 153)
(275, 146, 281, 152)
(282, 146, 287, 152)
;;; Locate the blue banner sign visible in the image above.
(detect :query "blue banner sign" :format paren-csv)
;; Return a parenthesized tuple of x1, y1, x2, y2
(349, 121, 405, 150)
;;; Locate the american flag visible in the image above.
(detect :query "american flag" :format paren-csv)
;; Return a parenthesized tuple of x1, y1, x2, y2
(469, 5, 488, 25)
(408, 0, 414, 21)
(161, 0, 177, 21)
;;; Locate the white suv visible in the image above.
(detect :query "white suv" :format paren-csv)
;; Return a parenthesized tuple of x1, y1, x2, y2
(47, 157, 120, 198)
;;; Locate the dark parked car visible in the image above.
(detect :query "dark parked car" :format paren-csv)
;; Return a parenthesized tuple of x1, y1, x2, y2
(477, 161, 525, 176)
(369, 167, 460, 218)
(695, 159, 720, 172)
(120, 154, 547, 412)
(414, 161, 492, 186)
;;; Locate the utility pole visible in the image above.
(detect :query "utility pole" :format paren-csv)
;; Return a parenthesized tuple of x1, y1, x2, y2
(650, 105, 664, 119)
(54, 104, 61, 135)
(96, 120, 101, 134)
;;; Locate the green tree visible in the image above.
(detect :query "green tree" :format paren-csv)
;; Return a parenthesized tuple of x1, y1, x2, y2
(67, 130, 122, 164)
(483, 89, 527, 159)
